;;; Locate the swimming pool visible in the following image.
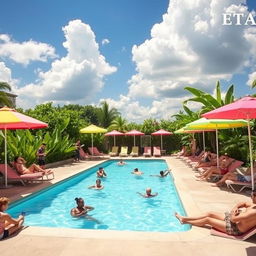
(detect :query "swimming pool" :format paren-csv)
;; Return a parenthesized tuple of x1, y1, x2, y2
(8, 160, 190, 232)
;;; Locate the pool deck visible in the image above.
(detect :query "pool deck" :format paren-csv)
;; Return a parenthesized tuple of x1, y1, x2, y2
(1, 156, 256, 255)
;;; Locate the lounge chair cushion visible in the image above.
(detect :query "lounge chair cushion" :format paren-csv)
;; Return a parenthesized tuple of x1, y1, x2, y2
(211, 227, 256, 240)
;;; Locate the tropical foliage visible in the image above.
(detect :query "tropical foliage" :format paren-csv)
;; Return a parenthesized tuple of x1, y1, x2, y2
(0, 81, 12, 107)
(5, 118, 75, 166)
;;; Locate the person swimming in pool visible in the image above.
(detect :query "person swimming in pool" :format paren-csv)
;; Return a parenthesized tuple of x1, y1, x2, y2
(150, 170, 170, 177)
(137, 188, 158, 198)
(70, 197, 94, 217)
(97, 167, 107, 178)
(117, 160, 126, 166)
(88, 179, 104, 190)
(131, 168, 144, 175)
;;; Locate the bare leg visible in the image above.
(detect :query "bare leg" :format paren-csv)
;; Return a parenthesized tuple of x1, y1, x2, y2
(212, 173, 236, 187)
(196, 168, 214, 180)
(29, 164, 52, 175)
(6, 218, 24, 236)
(203, 168, 221, 180)
(174, 212, 225, 224)
(184, 217, 226, 233)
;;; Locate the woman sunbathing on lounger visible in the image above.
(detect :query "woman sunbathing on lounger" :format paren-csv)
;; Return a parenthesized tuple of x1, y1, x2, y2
(212, 165, 256, 187)
(14, 156, 52, 175)
(196, 154, 232, 181)
(0, 197, 24, 240)
(175, 190, 256, 236)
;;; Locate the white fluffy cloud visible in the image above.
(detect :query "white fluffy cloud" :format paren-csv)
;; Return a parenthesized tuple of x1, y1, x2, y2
(99, 0, 255, 121)
(102, 38, 110, 45)
(0, 34, 57, 65)
(0, 62, 12, 82)
(15, 20, 117, 108)
(128, 0, 255, 100)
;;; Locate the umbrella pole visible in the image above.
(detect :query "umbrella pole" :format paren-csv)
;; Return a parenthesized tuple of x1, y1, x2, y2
(134, 135, 135, 147)
(4, 127, 7, 187)
(247, 118, 254, 190)
(114, 136, 116, 147)
(203, 131, 205, 152)
(91, 134, 94, 156)
(216, 129, 219, 168)
(161, 135, 163, 150)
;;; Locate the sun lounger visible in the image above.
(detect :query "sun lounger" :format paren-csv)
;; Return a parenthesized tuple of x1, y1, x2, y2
(79, 148, 89, 160)
(211, 227, 256, 240)
(153, 146, 161, 157)
(130, 146, 139, 157)
(143, 147, 151, 157)
(109, 146, 119, 156)
(119, 146, 128, 157)
(225, 180, 253, 193)
(0, 164, 49, 186)
(88, 147, 104, 156)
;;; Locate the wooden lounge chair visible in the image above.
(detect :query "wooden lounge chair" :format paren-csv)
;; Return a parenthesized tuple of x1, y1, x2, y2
(153, 146, 161, 157)
(0, 164, 52, 186)
(109, 146, 119, 156)
(211, 227, 256, 240)
(130, 146, 139, 157)
(119, 146, 128, 157)
(143, 147, 151, 157)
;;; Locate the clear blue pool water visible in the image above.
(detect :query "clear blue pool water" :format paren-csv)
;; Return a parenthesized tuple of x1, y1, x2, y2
(8, 160, 190, 232)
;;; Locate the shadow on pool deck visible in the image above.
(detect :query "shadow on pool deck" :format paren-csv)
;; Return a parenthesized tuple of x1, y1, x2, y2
(1, 156, 256, 256)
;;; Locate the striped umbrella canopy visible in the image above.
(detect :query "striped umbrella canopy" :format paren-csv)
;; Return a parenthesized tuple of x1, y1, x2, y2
(0, 107, 48, 187)
(80, 124, 107, 155)
(202, 96, 256, 190)
(184, 118, 249, 167)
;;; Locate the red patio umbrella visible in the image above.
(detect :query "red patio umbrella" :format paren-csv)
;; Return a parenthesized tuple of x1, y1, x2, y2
(0, 107, 48, 187)
(105, 130, 124, 146)
(202, 96, 256, 190)
(151, 129, 172, 150)
(125, 130, 145, 146)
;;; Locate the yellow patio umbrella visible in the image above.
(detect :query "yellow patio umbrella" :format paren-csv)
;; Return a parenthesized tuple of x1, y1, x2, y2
(184, 118, 250, 167)
(80, 124, 107, 155)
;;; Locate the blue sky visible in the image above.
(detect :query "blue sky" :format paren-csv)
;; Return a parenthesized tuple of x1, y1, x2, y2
(0, 0, 255, 121)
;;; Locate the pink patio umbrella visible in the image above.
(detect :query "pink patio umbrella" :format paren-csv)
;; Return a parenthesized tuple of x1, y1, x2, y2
(125, 130, 145, 146)
(0, 107, 48, 187)
(151, 129, 173, 150)
(105, 130, 124, 146)
(202, 96, 256, 190)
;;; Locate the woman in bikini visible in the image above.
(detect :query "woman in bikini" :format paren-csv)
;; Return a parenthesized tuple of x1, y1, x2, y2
(0, 197, 24, 240)
(14, 156, 53, 175)
(196, 154, 231, 181)
(175, 190, 256, 236)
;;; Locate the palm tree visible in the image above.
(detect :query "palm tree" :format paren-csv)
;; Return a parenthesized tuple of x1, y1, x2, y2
(97, 101, 119, 128)
(252, 79, 256, 89)
(183, 81, 234, 114)
(110, 116, 127, 132)
(0, 82, 12, 107)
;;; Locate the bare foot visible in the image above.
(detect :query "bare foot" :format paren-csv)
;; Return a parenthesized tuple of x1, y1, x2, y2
(211, 183, 222, 187)
(174, 212, 184, 224)
(195, 178, 206, 181)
